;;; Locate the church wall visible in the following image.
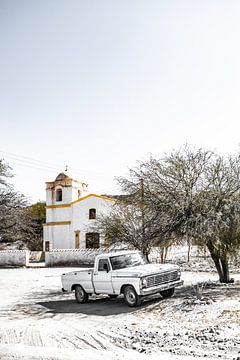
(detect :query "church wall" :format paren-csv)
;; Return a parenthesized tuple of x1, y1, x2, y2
(46, 207, 72, 223)
(71, 197, 113, 249)
(43, 224, 72, 249)
(51, 224, 72, 249)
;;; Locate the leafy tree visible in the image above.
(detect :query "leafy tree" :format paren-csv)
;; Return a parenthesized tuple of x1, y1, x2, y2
(0, 159, 46, 250)
(15, 202, 46, 250)
(0, 160, 27, 243)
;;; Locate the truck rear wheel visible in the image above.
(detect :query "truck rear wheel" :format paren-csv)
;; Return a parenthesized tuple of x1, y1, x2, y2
(124, 285, 142, 307)
(75, 285, 89, 304)
(160, 288, 175, 298)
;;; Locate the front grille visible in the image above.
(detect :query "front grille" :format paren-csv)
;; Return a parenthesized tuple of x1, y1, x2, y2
(145, 270, 178, 288)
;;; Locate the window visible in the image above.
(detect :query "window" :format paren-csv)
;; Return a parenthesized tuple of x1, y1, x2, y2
(56, 188, 62, 202)
(98, 258, 110, 272)
(89, 208, 96, 219)
(110, 253, 147, 270)
(86, 232, 100, 248)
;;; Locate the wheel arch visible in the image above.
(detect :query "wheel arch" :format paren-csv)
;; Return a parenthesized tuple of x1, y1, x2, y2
(120, 284, 135, 294)
(71, 283, 85, 291)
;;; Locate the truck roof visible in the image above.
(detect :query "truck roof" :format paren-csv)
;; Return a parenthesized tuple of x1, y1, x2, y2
(95, 250, 140, 260)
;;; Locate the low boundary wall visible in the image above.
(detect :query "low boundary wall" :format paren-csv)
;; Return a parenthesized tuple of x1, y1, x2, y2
(0, 250, 29, 267)
(45, 249, 113, 267)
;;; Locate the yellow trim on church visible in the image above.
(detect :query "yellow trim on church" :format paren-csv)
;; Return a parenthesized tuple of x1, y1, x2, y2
(46, 204, 71, 209)
(46, 194, 115, 209)
(71, 194, 115, 205)
(46, 178, 85, 185)
(43, 221, 71, 226)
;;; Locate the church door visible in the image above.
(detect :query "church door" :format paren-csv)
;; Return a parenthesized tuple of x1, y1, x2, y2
(75, 231, 80, 249)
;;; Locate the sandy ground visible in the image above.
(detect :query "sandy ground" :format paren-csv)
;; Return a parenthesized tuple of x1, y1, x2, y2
(0, 267, 239, 360)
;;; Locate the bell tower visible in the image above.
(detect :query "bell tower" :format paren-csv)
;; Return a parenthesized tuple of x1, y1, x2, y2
(45, 172, 88, 207)
(43, 172, 88, 250)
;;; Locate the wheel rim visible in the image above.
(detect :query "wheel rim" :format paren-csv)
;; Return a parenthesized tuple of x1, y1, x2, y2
(76, 287, 84, 301)
(126, 288, 136, 305)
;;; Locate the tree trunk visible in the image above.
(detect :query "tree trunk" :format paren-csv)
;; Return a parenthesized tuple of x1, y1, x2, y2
(142, 248, 150, 263)
(187, 243, 191, 262)
(219, 256, 231, 283)
(206, 241, 232, 283)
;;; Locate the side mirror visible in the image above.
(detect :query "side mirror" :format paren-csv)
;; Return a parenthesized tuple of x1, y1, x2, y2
(103, 263, 109, 273)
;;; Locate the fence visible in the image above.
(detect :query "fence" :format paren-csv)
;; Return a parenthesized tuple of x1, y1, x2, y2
(45, 249, 111, 267)
(0, 250, 29, 267)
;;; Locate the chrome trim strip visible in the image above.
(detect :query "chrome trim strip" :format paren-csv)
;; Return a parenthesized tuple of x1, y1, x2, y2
(140, 280, 184, 296)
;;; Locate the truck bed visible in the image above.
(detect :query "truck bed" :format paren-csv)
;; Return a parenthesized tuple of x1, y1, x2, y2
(62, 268, 94, 292)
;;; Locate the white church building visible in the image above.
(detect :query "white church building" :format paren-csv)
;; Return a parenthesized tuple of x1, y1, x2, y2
(43, 173, 114, 251)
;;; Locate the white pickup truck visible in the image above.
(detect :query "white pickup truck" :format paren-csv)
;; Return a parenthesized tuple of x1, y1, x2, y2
(61, 251, 183, 307)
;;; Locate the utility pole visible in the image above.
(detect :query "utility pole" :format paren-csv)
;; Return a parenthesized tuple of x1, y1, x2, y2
(140, 178, 146, 252)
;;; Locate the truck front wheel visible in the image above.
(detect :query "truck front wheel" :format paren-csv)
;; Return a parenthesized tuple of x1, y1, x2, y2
(75, 285, 89, 304)
(124, 285, 142, 307)
(160, 288, 175, 298)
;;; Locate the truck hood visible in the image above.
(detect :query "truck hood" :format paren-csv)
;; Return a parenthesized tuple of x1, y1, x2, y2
(113, 263, 179, 278)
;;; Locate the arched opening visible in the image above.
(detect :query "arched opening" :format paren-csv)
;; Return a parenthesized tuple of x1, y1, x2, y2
(75, 230, 80, 248)
(56, 188, 62, 202)
(89, 208, 96, 219)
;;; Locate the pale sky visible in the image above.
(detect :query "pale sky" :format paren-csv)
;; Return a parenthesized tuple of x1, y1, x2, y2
(1, 0, 240, 203)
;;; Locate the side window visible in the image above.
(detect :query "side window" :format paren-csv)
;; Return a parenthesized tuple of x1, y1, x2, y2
(56, 188, 62, 202)
(98, 259, 110, 272)
(89, 208, 96, 219)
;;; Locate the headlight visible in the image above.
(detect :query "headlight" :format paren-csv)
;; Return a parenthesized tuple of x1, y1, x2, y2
(177, 270, 181, 278)
(141, 278, 148, 288)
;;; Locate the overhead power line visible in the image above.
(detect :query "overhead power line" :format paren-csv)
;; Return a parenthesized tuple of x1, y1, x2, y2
(0, 150, 115, 179)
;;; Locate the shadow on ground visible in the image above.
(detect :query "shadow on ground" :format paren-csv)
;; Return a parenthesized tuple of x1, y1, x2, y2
(8, 284, 240, 319)
(37, 295, 166, 316)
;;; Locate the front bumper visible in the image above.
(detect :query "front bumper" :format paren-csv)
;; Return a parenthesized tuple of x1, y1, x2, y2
(140, 279, 184, 296)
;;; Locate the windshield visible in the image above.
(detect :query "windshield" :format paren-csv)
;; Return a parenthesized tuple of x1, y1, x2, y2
(110, 253, 148, 270)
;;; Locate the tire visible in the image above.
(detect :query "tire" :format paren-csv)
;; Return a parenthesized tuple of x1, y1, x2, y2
(160, 288, 175, 298)
(75, 285, 89, 304)
(124, 285, 142, 307)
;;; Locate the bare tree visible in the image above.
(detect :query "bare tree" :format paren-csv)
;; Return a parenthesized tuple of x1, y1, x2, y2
(96, 199, 167, 261)
(114, 146, 240, 283)
(118, 146, 211, 245)
(196, 153, 240, 282)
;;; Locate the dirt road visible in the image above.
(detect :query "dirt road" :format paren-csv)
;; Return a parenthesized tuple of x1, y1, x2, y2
(0, 267, 239, 360)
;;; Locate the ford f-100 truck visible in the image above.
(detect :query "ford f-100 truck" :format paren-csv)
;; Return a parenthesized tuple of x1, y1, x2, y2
(61, 251, 183, 307)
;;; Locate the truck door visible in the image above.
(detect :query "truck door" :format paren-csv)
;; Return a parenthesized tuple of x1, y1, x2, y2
(93, 258, 114, 294)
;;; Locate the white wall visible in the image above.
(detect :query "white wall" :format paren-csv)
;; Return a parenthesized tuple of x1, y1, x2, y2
(72, 196, 113, 249)
(45, 249, 108, 267)
(44, 224, 72, 250)
(0, 251, 29, 266)
(46, 207, 72, 223)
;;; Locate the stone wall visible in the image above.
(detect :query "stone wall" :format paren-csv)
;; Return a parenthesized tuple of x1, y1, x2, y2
(45, 249, 110, 267)
(0, 250, 29, 267)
